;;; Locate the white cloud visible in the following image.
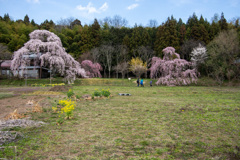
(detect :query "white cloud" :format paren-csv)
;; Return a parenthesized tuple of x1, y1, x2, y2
(76, 2, 108, 14)
(127, 3, 139, 10)
(26, 0, 39, 3)
(100, 2, 108, 12)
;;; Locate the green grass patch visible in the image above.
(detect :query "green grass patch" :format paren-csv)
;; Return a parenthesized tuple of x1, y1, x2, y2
(0, 77, 64, 86)
(0, 92, 15, 99)
(0, 85, 240, 159)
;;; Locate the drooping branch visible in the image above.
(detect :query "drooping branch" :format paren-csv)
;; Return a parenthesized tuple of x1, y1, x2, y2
(81, 60, 102, 78)
(11, 30, 86, 83)
(150, 46, 199, 86)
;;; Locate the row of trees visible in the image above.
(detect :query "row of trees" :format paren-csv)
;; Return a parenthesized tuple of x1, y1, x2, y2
(0, 13, 240, 82)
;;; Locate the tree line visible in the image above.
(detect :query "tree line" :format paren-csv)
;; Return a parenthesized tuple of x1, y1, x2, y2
(0, 12, 239, 81)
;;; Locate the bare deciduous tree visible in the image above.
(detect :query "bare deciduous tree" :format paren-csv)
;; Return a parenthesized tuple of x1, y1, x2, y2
(114, 45, 128, 78)
(113, 61, 129, 79)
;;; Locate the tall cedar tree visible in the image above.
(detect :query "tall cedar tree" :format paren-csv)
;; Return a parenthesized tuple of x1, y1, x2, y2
(219, 12, 228, 30)
(90, 19, 101, 48)
(154, 16, 179, 57)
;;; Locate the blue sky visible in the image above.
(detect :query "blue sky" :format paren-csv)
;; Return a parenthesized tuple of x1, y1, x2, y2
(0, 0, 239, 27)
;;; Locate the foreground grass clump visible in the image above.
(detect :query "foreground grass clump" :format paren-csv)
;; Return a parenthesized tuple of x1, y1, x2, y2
(0, 86, 240, 159)
(92, 88, 111, 98)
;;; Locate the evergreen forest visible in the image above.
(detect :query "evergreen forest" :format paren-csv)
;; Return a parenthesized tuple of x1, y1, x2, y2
(0, 12, 239, 81)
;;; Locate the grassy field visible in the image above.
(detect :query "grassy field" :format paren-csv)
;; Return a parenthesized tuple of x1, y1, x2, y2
(1, 83, 240, 159)
(0, 76, 233, 87)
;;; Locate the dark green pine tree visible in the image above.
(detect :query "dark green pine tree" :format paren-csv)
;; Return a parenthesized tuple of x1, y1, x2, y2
(154, 25, 167, 57)
(198, 24, 210, 44)
(30, 19, 36, 26)
(122, 35, 130, 49)
(177, 18, 186, 46)
(90, 19, 101, 48)
(24, 14, 30, 24)
(70, 19, 82, 29)
(141, 29, 151, 46)
(146, 27, 157, 49)
(165, 16, 180, 50)
(40, 20, 55, 30)
(155, 16, 180, 57)
(79, 25, 93, 53)
(186, 13, 199, 39)
(190, 24, 209, 44)
(209, 21, 220, 41)
(154, 17, 179, 56)
(218, 12, 228, 30)
(100, 23, 112, 44)
(129, 27, 142, 51)
(199, 15, 205, 25)
(3, 13, 11, 22)
(186, 13, 199, 29)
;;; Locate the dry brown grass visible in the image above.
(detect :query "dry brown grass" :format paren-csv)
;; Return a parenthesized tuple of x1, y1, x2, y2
(4, 109, 26, 120)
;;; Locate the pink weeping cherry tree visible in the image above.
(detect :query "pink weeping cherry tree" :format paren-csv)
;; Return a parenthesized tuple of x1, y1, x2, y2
(11, 30, 86, 84)
(150, 47, 199, 86)
(81, 60, 102, 78)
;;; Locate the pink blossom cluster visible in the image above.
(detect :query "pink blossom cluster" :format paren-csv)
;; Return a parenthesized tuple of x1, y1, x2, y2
(81, 60, 102, 78)
(11, 30, 86, 83)
(150, 47, 199, 86)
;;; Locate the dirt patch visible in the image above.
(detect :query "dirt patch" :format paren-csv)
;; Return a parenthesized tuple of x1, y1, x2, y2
(49, 85, 72, 92)
(0, 87, 66, 120)
(0, 95, 49, 120)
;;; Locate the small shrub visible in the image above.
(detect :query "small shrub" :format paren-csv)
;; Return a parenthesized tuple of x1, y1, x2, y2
(101, 89, 111, 97)
(93, 89, 101, 97)
(67, 89, 74, 98)
(92, 89, 111, 98)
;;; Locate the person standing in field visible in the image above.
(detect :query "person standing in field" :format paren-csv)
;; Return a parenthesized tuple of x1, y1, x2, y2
(140, 78, 144, 87)
(137, 78, 139, 87)
(150, 80, 152, 87)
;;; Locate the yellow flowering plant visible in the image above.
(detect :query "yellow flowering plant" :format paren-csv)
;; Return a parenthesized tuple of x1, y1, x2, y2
(52, 106, 58, 112)
(31, 83, 65, 87)
(59, 99, 75, 119)
(101, 89, 110, 97)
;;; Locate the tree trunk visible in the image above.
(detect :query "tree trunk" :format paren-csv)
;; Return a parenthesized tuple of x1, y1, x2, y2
(104, 69, 106, 78)
(39, 67, 42, 79)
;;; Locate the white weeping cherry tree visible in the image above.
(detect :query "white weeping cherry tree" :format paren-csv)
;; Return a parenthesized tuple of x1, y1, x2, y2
(11, 30, 86, 84)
